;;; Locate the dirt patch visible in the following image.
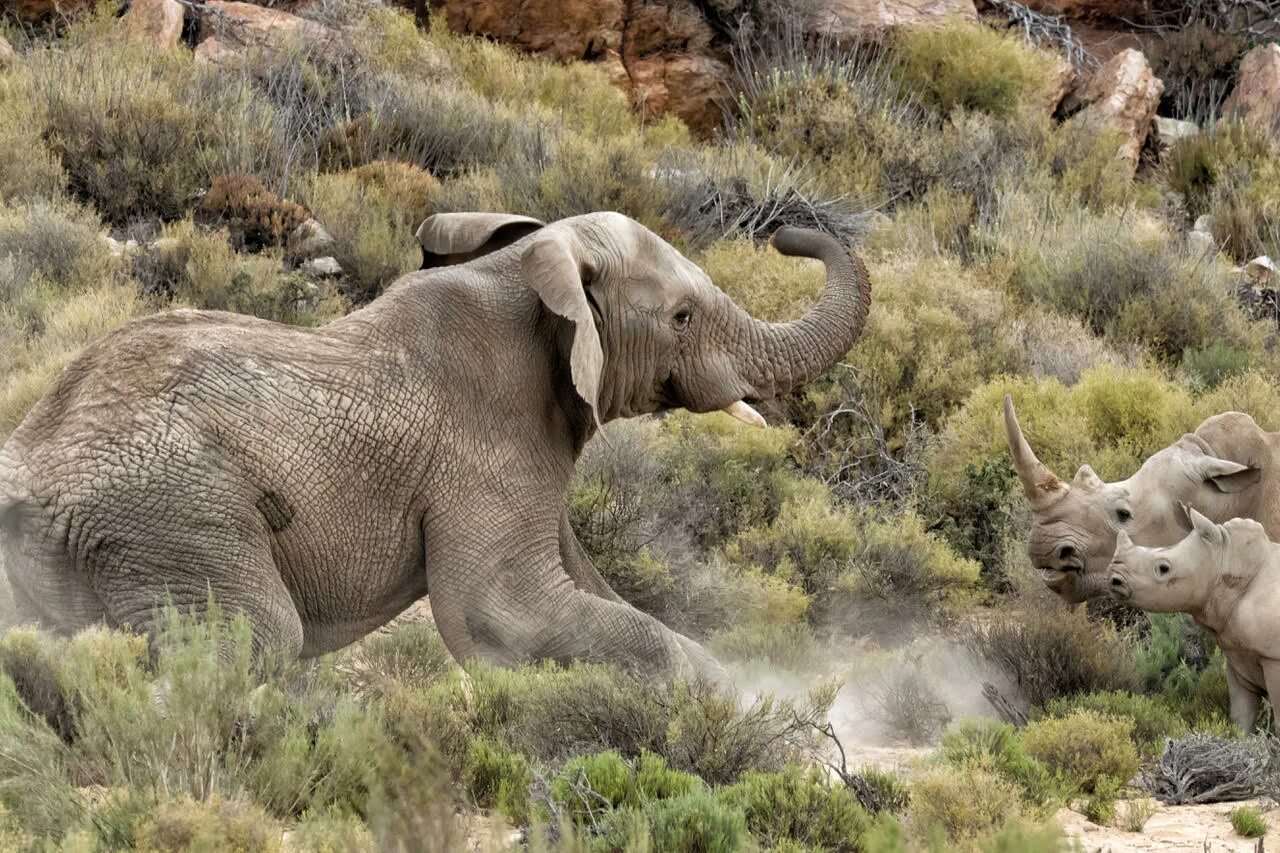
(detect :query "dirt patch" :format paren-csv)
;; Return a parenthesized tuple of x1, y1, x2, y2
(1060, 798, 1279, 852)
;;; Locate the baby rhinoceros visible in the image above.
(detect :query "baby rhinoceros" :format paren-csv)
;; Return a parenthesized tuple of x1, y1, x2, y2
(1109, 508, 1280, 733)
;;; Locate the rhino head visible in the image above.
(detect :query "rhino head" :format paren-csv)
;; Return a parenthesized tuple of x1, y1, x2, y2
(1004, 396, 1264, 604)
(1108, 508, 1271, 616)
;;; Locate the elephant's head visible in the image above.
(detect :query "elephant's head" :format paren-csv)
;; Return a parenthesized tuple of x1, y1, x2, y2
(1004, 396, 1262, 604)
(418, 211, 872, 429)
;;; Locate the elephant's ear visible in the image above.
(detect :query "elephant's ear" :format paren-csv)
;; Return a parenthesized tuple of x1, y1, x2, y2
(521, 230, 603, 426)
(416, 213, 545, 269)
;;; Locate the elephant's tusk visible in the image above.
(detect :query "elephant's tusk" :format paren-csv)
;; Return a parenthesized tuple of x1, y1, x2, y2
(723, 401, 766, 428)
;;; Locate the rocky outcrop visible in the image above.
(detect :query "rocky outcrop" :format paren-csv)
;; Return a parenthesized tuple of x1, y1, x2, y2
(119, 0, 185, 51)
(194, 1, 337, 63)
(1063, 48, 1163, 172)
(1224, 43, 1280, 134)
(427, 0, 731, 134)
(813, 0, 977, 35)
(9, 0, 95, 24)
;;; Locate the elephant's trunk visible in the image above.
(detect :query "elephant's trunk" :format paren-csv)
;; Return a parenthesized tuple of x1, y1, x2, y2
(737, 228, 872, 400)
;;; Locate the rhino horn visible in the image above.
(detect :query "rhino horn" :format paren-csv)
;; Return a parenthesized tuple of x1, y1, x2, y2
(1003, 395, 1069, 509)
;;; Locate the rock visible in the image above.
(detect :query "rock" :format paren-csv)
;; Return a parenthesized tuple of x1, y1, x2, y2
(810, 0, 978, 35)
(103, 236, 141, 259)
(1063, 48, 1164, 172)
(301, 256, 343, 277)
(1187, 229, 1215, 258)
(120, 0, 185, 51)
(1043, 54, 1077, 116)
(1154, 115, 1198, 148)
(1224, 43, 1280, 134)
(1194, 214, 1216, 234)
(427, 0, 730, 134)
(287, 218, 336, 263)
(0, 37, 14, 69)
(194, 1, 337, 62)
(9, 0, 95, 25)
(1242, 256, 1278, 286)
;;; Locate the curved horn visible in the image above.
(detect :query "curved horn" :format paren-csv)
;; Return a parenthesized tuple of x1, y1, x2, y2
(1003, 395, 1067, 508)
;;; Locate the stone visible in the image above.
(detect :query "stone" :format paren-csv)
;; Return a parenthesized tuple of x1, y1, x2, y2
(287, 218, 336, 263)
(193, 1, 337, 62)
(1154, 115, 1198, 148)
(9, 0, 95, 24)
(1187, 229, 1215, 258)
(120, 0, 186, 51)
(810, 0, 978, 35)
(301, 256, 343, 277)
(1063, 48, 1164, 172)
(1224, 43, 1280, 134)
(1043, 54, 1077, 116)
(0, 37, 14, 70)
(1193, 214, 1216, 234)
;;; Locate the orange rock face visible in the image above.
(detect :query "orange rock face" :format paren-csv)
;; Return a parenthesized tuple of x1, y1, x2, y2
(194, 0, 337, 61)
(8, 0, 96, 24)
(120, 0, 186, 50)
(1224, 43, 1280, 134)
(811, 0, 977, 34)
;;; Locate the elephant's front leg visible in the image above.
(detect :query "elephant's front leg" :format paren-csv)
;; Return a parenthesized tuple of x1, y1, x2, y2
(1228, 660, 1264, 733)
(425, 502, 723, 681)
(559, 509, 623, 603)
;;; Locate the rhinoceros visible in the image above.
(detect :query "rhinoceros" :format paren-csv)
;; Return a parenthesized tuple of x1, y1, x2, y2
(1109, 509, 1280, 732)
(1004, 396, 1271, 603)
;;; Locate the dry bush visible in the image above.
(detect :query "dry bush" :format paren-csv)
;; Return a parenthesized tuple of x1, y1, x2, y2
(1144, 733, 1280, 804)
(964, 604, 1137, 708)
(196, 174, 309, 253)
(868, 667, 951, 745)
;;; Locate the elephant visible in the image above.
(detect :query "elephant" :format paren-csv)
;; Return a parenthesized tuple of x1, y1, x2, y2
(0, 211, 871, 680)
(1004, 395, 1274, 604)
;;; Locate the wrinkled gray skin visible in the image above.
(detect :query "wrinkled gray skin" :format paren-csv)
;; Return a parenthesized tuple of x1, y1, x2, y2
(0, 212, 871, 680)
(1109, 510, 1280, 732)
(1004, 396, 1273, 604)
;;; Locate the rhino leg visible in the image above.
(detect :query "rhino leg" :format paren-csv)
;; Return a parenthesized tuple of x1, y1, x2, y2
(1227, 662, 1263, 734)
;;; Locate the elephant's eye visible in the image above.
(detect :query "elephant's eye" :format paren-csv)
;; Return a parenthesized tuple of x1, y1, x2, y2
(1116, 508, 1131, 523)
(1157, 563, 1171, 577)
(672, 307, 692, 331)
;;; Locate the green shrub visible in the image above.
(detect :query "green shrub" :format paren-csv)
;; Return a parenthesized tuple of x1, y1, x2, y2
(132, 794, 282, 853)
(1183, 341, 1252, 389)
(342, 622, 454, 699)
(939, 719, 1055, 809)
(890, 20, 1055, 119)
(0, 198, 113, 299)
(1034, 691, 1187, 757)
(1132, 613, 1232, 728)
(1082, 774, 1121, 825)
(1020, 710, 1141, 794)
(466, 737, 532, 824)
(908, 761, 1023, 841)
(719, 765, 871, 851)
(597, 791, 748, 853)
(964, 604, 1137, 708)
(1231, 805, 1267, 838)
(289, 808, 377, 853)
(710, 622, 819, 671)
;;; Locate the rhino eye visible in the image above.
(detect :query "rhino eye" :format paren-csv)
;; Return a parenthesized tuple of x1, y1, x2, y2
(1157, 563, 1171, 576)
(1115, 509, 1132, 523)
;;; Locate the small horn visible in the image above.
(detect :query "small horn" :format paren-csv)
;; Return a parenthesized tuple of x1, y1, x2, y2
(1003, 395, 1068, 508)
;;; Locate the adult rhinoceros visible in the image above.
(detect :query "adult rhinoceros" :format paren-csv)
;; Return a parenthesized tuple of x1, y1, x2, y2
(1004, 396, 1274, 604)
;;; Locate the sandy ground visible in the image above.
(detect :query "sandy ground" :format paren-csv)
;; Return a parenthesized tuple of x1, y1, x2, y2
(1059, 799, 1279, 852)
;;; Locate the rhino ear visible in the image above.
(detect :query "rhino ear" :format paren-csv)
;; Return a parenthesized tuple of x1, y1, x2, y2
(521, 229, 603, 427)
(1196, 457, 1261, 494)
(417, 213, 545, 269)
(1072, 464, 1105, 491)
(1188, 506, 1224, 545)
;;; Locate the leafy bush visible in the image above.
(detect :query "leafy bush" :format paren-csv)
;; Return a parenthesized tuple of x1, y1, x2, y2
(1231, 805, 1267, 838)
(1033, 691, 1187, 757)
(289, 808, 377, 852)
(1020, 710, 1141, 794)
(710, 622, 819, 671)
(132, 794, 282, 853)
(939, 719, 1055, 809)
(718, 765, 871, 852)
(466, 737, 532, 824)
(597, 790, 748, 853)
(908, 761, 1023, 841)
(1132, 613, 1232, 728)
(1183, 341, 1252, 389)
(341, 622, 454, 700)
(1118, 798, 1156, 832)
(964, 604, 1137, 708)
(1082, 775, 1121, 825)
(890, 20, 1055, 119)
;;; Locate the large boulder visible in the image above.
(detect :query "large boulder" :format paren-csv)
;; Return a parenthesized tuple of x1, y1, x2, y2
(120, 0, 186, 51)
(194, 1, 337, 63)
(1224, 43, 1280, 134)
(0, 37, 14, 69)
(8, 0, 95, 24)
(1063, 48, 1163, 172)
(811, 0, 977, 35)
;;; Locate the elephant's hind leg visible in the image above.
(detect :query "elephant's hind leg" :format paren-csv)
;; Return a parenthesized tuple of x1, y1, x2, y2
(82, 493, 304, 659)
